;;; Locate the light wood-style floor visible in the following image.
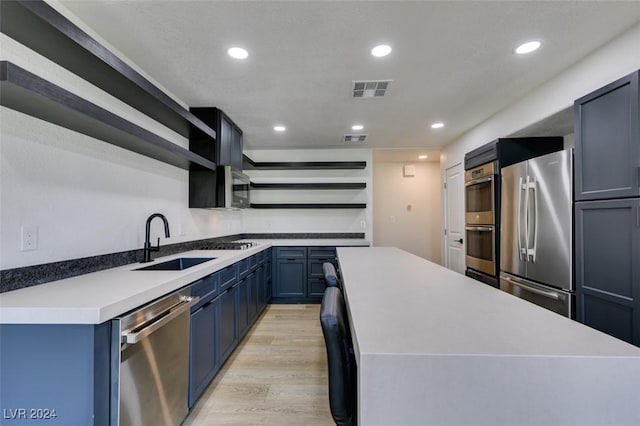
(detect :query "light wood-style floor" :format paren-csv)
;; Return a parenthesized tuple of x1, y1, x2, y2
(183, 304, 334, 425)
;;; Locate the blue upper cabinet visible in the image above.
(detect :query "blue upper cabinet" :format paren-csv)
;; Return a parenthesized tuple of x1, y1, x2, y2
(574, 70, 640, 201)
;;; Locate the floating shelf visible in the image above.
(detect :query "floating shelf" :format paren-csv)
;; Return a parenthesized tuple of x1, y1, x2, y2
(250, 203, 367, 209)
(244, 155, 366, 170)
(0, 0, 216, 140)
(0, 61, 217, 171)
(250, 182, 366, 190)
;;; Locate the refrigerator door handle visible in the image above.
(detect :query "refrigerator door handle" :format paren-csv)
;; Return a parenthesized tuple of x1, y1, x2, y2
(517, 177, 525, 260)
(526, 178, 538, 262)
(503, 275, 561, 301)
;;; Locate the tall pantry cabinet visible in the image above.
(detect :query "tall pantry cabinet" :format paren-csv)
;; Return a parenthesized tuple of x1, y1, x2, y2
(574, 70, 640, 346)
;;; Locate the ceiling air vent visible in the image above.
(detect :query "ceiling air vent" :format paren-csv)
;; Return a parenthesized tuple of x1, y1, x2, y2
(344, 134, 368, 142)
(352, 80, 391, 98)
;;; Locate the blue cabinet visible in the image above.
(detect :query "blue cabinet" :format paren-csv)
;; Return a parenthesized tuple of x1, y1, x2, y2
(0, 323, 111, 425)
(275, 258, 307, 297)
(574, 70, 639, 201)
(575, 199, 640, 345)
(219, 286, 237, 362)
(236, 277, 250, 337)
(273, 246, 336, 302)
(189, 296, 219, 407)
(249, 269, 260, 322)
(574, 70, 640, 347)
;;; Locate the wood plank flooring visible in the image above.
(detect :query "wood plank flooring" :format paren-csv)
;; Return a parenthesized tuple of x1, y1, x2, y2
(183, 304, 334, 426)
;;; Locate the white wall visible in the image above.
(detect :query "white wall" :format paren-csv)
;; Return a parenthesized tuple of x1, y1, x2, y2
(243, 148, 372, 238)
(441, 22, 640, 171)
(439, 22, 640, 266)
(373, 162, 442, 263)
(0, 8, 242, 270)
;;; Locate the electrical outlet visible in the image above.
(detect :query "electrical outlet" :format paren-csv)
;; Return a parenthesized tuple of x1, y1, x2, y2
(20, 226, 38, 251)
(178, 223, 186, 236)
(360, 220, 366, 229)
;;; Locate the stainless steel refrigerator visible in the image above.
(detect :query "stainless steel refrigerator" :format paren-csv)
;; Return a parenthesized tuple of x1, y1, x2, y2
(499, 148, 574, 317)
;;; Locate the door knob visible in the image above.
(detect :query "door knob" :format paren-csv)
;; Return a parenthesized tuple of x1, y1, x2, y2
(454, 238, 463, 244)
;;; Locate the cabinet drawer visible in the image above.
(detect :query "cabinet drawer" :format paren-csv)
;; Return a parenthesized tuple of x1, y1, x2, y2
(307, 247, 336, 259)
(219, 264, 239, 291)
(307, 279, 327, 297)
(238, 258, 250, 279)
(276, 247, 307, 259)
(308, 259, 337, 278)
(257, 250, 267, 265)
(249, 254, 258, 271)
(190, 273, 220, 311)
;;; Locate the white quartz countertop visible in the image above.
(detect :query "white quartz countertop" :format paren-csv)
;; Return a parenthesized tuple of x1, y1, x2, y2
(0, 239, 367, 325)
(0, 245, 266, 325)
(337, 247, 640, 426)
(338, 246, 640, 357)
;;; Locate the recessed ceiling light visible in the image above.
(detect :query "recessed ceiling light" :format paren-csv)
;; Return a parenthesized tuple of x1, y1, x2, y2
(227, 47, 249, 59)
(273, 125, 286, 132)
(515, 41, 541, 55)
(431, 122, 445, 129)
(351, 124, 364, 131)
(371, 44, 392, 57)
(418, 155, 428, 160)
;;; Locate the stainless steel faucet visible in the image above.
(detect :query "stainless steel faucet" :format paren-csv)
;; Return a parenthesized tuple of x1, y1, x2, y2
(142, 213, 170, 263)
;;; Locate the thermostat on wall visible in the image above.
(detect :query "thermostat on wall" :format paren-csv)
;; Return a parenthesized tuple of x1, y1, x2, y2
(403, 165, 415, 177)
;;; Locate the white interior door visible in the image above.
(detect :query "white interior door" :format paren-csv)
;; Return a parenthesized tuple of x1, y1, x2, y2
(444, 163, 465, 274)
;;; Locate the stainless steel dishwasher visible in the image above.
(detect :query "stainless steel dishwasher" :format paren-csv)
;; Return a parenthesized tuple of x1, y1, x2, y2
(111, 287, 197, 426)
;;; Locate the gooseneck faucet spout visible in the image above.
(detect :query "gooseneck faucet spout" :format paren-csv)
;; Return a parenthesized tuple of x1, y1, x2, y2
(142, 213, 170, 263)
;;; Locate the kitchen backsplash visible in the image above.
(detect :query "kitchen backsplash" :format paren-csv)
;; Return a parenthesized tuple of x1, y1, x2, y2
(0, 233, 364, 293)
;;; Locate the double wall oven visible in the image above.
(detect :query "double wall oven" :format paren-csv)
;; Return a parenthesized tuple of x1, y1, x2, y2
(465, 162, 498, 286)
(463, 137, 565, 288)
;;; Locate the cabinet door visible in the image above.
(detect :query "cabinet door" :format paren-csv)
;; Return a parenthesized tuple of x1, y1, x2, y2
(217, 115, 233, 166)
(231, 126, 243, 170)
(275, 259, 306, 297)
(256, 265, 266, 313)
(189, 298, 218, 407)
(250, 270, 260, 321)
(575, 70, 639, 201)
(219, 287, 237, 362)
(236, 280, 249, 337)
(575, 199, 640, 345)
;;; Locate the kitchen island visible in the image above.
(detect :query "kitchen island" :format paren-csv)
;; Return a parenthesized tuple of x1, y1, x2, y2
(337, 247, 640, 426)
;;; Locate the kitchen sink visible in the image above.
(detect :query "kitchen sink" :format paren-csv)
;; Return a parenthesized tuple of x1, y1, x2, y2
(135, 257, 216, 271)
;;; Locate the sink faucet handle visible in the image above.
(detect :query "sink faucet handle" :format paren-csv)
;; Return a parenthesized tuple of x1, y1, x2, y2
(156, 237, 160, 250)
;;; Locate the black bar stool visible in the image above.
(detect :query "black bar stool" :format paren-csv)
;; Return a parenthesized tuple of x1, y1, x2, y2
(320, 287, 357, 426)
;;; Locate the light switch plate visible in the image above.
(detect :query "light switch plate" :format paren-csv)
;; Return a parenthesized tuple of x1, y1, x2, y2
(403, 165, 415, 177)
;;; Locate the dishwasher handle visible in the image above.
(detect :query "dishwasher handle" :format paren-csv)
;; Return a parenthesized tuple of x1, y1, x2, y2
(122, 296, 198, 344)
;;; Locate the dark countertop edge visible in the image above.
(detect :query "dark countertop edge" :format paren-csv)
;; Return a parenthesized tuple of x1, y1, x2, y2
(0, 233, 365, 292)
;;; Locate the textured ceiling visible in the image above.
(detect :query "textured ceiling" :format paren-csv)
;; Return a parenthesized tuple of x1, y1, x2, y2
(59, 0, 640, 151)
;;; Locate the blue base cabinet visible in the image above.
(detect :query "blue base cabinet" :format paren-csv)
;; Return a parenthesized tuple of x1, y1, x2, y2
(0, 248, 274, 422)
(273, 246, 336, 303)
(188, 249, 272, 407)
(189, 297, 219, 407)
(219, 285, 238, 362)
(0, 323, 111, 425)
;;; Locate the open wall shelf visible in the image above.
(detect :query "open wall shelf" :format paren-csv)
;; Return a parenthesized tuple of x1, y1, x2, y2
(244, 155, 366, 170)
(0, 61, 217, 171)
(250, 182, 366, 190)
(0, 0, 216, 141)
(250, 203, 367, 209)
